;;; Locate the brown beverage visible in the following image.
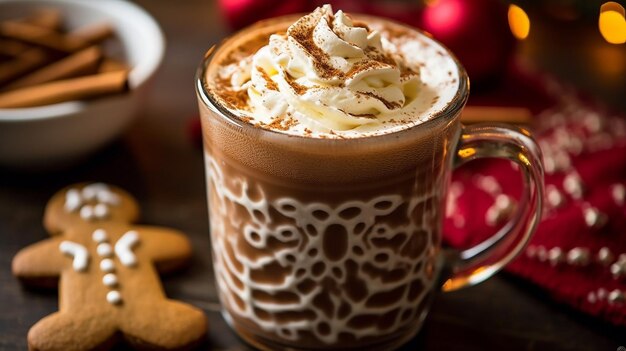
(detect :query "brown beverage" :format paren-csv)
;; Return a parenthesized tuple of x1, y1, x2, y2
(196, 5, 543, 351)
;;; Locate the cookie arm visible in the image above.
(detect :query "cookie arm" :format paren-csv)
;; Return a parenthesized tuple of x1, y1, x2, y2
(135, 226, 193, 274)
(12, 237, 66, 289)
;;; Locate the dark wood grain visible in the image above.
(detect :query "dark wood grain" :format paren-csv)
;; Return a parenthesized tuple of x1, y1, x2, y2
(0, 1, 624, 350)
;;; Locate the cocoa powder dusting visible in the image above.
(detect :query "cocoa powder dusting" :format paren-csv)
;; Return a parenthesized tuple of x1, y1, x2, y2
(339, 108, 376, 119)
(284, 73, 307, 95)
(266, 114, 299, 131)
(346, 60, 389, 79)
(289, 15, 342, 80)
(358, 91, 401, 110)
(217, 88, 249, 111)
(257, 67, 278, 91)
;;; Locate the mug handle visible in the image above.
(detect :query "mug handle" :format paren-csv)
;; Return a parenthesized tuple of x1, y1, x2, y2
(442, 123, 544, 292)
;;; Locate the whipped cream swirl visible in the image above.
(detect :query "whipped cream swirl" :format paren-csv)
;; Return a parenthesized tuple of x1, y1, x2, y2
(242, 5, 422, 132)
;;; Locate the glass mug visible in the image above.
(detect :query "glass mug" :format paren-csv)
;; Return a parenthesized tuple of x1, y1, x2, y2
(196, 14, 544, 351)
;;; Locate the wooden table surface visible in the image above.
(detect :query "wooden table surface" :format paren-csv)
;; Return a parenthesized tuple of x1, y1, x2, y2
(1, 1, 625, 350)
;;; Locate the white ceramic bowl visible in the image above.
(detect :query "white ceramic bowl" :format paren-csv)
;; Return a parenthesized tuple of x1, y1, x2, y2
(0, 0, 165, 167)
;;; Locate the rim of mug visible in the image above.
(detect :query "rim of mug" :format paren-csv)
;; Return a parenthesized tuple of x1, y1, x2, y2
(195, 13, 470, 146)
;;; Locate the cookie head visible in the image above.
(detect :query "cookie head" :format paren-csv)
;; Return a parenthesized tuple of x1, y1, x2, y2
(44, 183, 140, 233)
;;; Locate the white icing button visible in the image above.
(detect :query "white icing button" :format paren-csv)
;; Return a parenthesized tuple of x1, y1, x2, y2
(102, 273, 118, 287)
(80, 205, 94, 220)
(100, 259, 115, 273)
(64, 188, 82, 212)
(93, 203, 109, 219)
(92, 229, 108, 243)
(106, 290, 122, 305)
(97, 243, 113, 257)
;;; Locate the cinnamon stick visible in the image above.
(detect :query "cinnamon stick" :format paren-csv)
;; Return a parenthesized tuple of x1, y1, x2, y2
(0, 70, 128, 108)
(0, 48, 48, 85)
(460, 106, 532, 125)
(0, 20, 85, 52)
(98, 58, 129, 73)
(5, 46, 102, 90)
(0, 39, 30, 58)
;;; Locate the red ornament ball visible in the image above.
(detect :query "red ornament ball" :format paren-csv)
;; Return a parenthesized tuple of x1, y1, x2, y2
(421, 0, 516, 84)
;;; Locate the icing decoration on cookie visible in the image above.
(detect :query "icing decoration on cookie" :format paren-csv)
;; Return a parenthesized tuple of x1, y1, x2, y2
(93, 204, 109, 219)
(100, 258, 115, 273)
(65, 183, 120, 222)
(92, 229, 108, 243)
(80, 205, 94, 220)
(92, 230, 123, 305)
(96, 189, 120, 206)
(59, 241, 89, 272)
(97, 243, 113, 257)
(115, 231, 140, 267)
(102, 273, 118, 287)
(12, 183, 206, 350)
(106, 290, 122, 305)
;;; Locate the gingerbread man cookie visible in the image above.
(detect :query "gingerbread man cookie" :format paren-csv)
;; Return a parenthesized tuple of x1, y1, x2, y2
(12, 183, 207, 351)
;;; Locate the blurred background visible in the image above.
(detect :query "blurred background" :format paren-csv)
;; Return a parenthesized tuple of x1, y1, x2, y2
(217, 0, 626, 112)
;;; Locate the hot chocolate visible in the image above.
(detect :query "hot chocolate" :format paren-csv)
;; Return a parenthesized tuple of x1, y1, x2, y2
(198, 5, 465, 350)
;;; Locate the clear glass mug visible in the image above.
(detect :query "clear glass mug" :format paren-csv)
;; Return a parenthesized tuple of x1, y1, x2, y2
(196, 14, 544, 351)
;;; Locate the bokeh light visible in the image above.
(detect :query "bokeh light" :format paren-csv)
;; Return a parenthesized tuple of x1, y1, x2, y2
(599, 2, 626, 44)
(508, 4, 530, 40)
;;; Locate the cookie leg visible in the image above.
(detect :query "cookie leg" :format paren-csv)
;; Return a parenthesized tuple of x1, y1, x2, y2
(28, 312, 118, 351)
(120, 300, 207, 350)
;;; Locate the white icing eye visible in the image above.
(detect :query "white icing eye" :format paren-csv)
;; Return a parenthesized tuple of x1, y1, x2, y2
(97, 243, 113, 257)
(93, 203, 110, 219)
(106, 290, 122, 305)
(92, 229, 108, 243)
(80, 205, 95, 220)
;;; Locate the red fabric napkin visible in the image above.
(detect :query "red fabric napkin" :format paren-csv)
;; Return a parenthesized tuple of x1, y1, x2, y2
(446, 77, 626, 327)
(211, 0, 626, 328)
